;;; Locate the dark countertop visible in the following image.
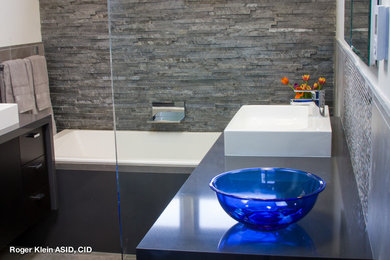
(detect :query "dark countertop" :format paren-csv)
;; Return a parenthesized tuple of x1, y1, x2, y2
(136, 117, 373, 260)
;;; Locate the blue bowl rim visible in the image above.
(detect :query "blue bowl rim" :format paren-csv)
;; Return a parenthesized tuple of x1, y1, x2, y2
(209, 167, 326, 201)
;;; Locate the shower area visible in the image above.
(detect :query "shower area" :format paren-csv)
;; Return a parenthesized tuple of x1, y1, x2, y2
(9, 0, 335, 257)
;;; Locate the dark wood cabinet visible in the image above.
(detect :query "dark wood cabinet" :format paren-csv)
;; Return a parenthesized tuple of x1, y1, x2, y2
(0, 138, 25, 248)
(22, 155, 51, 226)
(0, 116, 56, 250)
(19, 127, 45, 165)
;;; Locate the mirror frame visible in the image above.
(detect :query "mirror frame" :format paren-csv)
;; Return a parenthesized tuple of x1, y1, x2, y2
(345, 0, 373, 66)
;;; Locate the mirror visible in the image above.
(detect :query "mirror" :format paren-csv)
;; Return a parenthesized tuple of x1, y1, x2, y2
(345, 0, 372, 65)
(345, 0, 352, 46)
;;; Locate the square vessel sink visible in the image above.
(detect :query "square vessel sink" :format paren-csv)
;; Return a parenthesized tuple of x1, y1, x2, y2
(224, 104, 332, 157)
(0, 103, 19, 131)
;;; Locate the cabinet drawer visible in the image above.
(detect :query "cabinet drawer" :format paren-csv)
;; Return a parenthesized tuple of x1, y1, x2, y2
(22, 156, 50, 225)
(24, 185, 50, 225)
(22, 156, 48, 195)
(20, 127, 45, 165)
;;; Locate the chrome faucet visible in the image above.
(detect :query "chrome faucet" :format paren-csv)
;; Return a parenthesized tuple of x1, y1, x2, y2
(317, 90, 326, 117)
(290, 90, 326, 117)
(147, 101, 185, 123)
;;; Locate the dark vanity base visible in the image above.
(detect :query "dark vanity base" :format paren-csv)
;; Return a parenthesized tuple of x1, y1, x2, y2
(0, 114, 56, 250)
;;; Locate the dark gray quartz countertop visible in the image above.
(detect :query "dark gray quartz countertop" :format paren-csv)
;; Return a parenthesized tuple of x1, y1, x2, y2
(136, 117, 373, 260)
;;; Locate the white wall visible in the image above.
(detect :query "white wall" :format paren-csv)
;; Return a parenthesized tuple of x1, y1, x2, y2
(336, 0, 345, 40)
(336, 0, 390, 112)
(0, 0, 42, 47)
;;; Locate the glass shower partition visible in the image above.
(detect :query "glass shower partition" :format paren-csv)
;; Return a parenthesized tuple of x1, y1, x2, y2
(107, 0, 191, 256)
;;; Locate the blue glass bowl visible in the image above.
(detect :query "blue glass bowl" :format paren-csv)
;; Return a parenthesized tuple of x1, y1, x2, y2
(209, 168, 326, 230)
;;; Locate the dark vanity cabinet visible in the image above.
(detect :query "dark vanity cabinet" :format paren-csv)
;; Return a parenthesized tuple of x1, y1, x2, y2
(0, 115, 56, 250)
(20, 127, 51, 226)
(0, 138, 25, 249)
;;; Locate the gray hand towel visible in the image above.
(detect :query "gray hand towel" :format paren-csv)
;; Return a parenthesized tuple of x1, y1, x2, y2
(1, 59, 36, 113)
(0, 65, 7, 103)
(25, 55, 52, 111)
(1, 63, 15, 103)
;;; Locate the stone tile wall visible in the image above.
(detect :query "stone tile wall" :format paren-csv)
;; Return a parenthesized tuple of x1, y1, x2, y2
(40, 0, 113, 131)
(40, 0, 336, 131)
(110, 0, 336, 131)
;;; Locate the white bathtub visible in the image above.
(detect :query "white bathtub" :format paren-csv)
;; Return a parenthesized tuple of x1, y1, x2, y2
(54, 130, 221, 173)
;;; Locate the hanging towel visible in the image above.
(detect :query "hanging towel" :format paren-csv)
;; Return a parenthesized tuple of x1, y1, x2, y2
(0, 64, 13, 103)
(1, 59, 36, 113)
(25, 56, 57, 134)
(0, 65, 6, 103)
(25, 55, 52, 111)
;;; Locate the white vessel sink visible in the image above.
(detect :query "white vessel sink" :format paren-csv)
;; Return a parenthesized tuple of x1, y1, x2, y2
(0, 103, 19, 131)
(224, 104, 332, 157)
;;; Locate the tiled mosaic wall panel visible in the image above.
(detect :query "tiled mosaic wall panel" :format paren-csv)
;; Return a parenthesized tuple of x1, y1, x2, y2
(110, 0, 336, 131)
(337, 41, 390, 260)
(40, 0, 336, 131)
(339, 44, 372, 222)
(40, 0, 113, 131)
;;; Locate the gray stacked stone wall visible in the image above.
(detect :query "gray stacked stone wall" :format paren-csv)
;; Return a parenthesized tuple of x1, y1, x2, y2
(110, 0, 336, 131)
(40, 0, 336, 131)
(40, 0, 113, 131)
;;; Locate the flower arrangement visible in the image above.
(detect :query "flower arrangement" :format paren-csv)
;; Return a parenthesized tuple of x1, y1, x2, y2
(281, 75, 326, 99)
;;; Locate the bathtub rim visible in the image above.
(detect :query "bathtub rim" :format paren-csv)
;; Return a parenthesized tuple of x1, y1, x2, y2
(55, 161, 195, 174)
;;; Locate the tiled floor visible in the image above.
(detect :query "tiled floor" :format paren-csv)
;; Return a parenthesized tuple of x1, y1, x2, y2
(0, 251, 136, 260)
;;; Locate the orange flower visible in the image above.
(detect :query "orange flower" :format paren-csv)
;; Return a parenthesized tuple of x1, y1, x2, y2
(301, 83, 311, 90)
(318, 77, 326, 85)
(313, 83, 318, 89)
(302, 75, 310, 81)
(294, 85, 304, 99)
(281, 77, 289, 85)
